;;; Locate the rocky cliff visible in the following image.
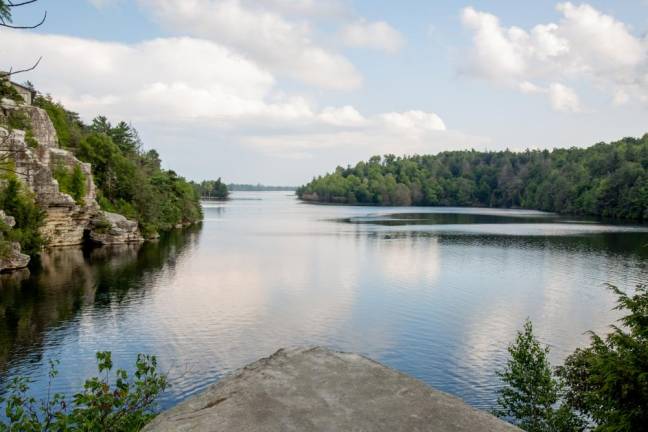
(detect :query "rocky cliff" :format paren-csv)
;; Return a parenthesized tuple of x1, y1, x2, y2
(0, 96, 143, 271)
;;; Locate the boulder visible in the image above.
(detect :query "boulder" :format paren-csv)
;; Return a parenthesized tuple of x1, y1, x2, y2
(144, 347, 520, 432)
(0, 241, 30, 272)
(89, 211, 144, 245)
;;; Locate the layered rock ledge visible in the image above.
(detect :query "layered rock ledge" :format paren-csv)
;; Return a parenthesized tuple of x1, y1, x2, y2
(1, 94, 144, 272)
(144, 347, 520, 432)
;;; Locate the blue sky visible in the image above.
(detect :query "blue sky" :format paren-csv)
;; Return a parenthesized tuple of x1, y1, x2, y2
(4, 1, 648, 184)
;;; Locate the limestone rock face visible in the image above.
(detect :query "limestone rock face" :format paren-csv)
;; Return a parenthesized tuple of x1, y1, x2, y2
(24, 106, 58, 149)
(0, 100, 143, 250)
(89, 211, 144, 245)
(144, 347, 521, 432)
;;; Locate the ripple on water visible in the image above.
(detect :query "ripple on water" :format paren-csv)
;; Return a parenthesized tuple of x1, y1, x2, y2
(1, 192, 646, 415)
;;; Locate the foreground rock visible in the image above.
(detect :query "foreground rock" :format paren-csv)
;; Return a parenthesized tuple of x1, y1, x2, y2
(144, 347, 520, 432)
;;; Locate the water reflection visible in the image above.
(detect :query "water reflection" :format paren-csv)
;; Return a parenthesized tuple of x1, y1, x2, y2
(0, 228, 200, 379)
(1, 193, 647, 412)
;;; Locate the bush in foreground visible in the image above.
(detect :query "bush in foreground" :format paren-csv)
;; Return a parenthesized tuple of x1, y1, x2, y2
(0, 352, 168, 432)
(496, 283, 648, 431)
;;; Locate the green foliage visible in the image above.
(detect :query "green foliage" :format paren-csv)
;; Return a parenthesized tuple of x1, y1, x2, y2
(4, 109, 31, 131)
(298, 135, 648, 220)
(498, 284, 648, 431)
(0, 82, 24, 103)
(192, 178, 229, 200)
(24, 130, 38, 149)
(0, 176, 45, 255)
(33, 95, 203, 237)
(557, 284, 648, 432)
(495, 320, 582, 432)
(34, 95, 84, 150)
(53, 163, 86, 204)
(0, 352, 168, 431)
(0, 216, 12, 259)
(0, 240, 11, 259)
(0, 1, 11, 24)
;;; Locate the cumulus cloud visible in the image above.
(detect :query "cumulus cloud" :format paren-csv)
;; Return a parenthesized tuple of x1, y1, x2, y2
(548, 83, 581, 112)
(137, 0, 362, 90)
(0, 29, 477, 161)
(460, 2, 648, 110)
(242, 110, 483, 159)
(340, 19, 405, 53)
(0, 29, 309, 122)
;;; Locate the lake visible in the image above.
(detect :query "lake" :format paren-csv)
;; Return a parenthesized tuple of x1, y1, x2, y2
(1, 191, 647, 412)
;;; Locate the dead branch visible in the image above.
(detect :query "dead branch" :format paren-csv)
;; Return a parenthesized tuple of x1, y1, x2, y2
(8, 1, 40, 6)
(0, 56, 42, 78)
(0, 9, 45, 28)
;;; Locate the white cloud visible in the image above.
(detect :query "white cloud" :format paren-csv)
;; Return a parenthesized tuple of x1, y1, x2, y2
(548, 83, 581, 112)
(340, 19, 405, 53)
(0, 30, 307, 122)
(318, 106, 366, 127)
(1, 29, 480, 162)
(380, 111, 446, 133)
(460, 2, 648, 110)
(138, 0, 362, 90)
(242, 110, 481, 159)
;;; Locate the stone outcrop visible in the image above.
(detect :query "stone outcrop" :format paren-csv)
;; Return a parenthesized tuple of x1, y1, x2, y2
(0, 96, 144, 260)
(144, 347, 520, 432)
(0, 210, 30, 272)
(89, 211, 144, 245)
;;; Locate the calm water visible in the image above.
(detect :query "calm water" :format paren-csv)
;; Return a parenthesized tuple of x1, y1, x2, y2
(1, 191, 647, 412)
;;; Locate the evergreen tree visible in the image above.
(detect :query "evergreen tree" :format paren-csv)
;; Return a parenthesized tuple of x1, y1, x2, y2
(495, 320, 583, 432)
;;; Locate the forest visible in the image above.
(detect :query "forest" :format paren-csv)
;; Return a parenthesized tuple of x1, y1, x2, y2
(297, 134, 648, 221)
(35, 95, 202, 237)
(191, 178, 229, 200)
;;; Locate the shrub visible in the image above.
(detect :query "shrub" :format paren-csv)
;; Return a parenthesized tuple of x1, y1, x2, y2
(494, 320, 583, 432)
(497, 284, 648, 431)
(0, 351, 168, 431)
(557, 284, 648, 431)
(0, 82, 24, 103)
(0, 176, 45, 255)
(53, 163, 86, 205)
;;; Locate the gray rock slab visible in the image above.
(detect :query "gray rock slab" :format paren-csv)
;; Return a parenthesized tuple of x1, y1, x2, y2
(145, 347, 520, 432)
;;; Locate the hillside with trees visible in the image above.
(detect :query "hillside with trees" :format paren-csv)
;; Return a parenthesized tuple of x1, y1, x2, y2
(297, 134, 648, 221)
(34, 95, 202, 237)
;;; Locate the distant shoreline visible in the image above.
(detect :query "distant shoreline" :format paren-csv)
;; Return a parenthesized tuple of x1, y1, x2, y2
(228, 184, 297, 192)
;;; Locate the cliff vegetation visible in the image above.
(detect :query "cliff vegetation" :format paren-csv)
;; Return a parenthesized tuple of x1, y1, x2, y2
(34, 96, 202, 238)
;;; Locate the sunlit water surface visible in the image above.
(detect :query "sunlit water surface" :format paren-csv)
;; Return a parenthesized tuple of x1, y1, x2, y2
(1, 191, 647, 412)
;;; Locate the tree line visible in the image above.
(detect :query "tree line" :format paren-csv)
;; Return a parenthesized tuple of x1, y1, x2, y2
(297, 135, 648, 221)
